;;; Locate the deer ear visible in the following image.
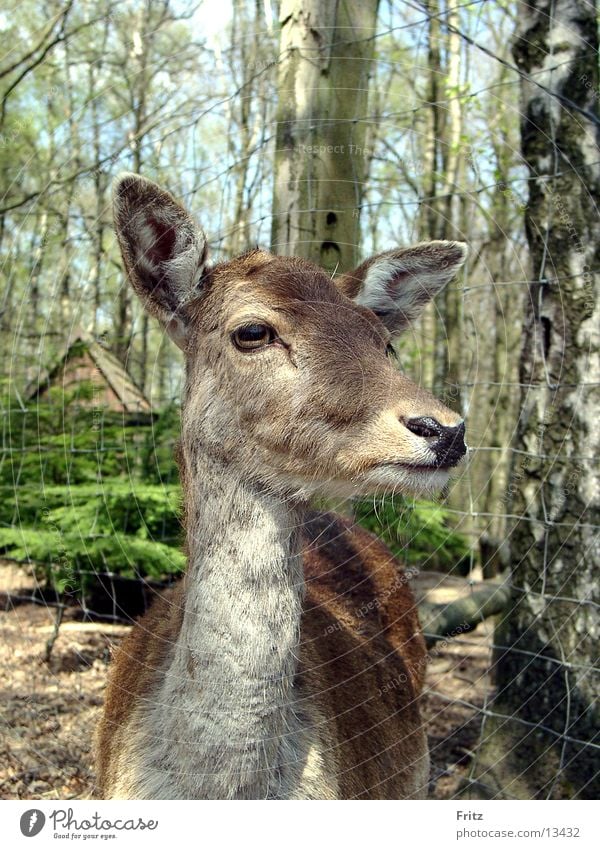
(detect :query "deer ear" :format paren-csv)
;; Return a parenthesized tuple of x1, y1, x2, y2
(338, 241, 467, 335)
(113, 173, 208, 350)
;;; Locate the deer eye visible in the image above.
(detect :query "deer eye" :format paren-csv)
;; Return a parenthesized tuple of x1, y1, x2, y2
(232, 323, 275, 351)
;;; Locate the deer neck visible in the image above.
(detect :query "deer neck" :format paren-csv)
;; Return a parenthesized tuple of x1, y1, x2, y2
(154, 450, 305, 799)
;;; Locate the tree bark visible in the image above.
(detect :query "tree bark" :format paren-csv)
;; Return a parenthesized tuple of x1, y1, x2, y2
(271, 0, 380, 274)
(420, 581, 511, 646)
(439, 2, 464, 397)
(419, 0, 442, 390)
(88, 17, 110, 335)
(469, 0, 600, 799)
(226, 0, 268, 256)
(116, 3, 151, 365)
(480, 109, 524, 578)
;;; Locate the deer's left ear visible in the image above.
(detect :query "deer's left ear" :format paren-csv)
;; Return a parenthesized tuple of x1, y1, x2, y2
(113, 173, 208, 350)
(337, 241, 467, 335)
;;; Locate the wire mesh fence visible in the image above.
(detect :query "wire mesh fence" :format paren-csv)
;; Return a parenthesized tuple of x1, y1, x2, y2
(0, 0, 598, 801)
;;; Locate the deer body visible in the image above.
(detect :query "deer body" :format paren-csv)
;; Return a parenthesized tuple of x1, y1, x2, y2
(96, 175, 468, 799)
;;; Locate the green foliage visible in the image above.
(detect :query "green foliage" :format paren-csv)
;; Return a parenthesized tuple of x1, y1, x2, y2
(0, 390, 184, 600)
(355, 496, 471, 573)
(0, 480, 182, 541)
(140, 403, 180, 484)
(0, 527, 185, 593)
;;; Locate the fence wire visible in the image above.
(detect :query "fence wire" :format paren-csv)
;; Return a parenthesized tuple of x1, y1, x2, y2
(0, 0, 598, 802)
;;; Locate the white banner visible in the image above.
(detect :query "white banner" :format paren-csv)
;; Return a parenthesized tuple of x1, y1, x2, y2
(0, 800, 596, 848)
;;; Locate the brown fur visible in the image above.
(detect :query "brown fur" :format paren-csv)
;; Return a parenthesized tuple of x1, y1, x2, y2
(96, 512, 428, 799)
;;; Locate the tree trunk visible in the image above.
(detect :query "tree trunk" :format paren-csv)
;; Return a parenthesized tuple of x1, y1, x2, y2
(439, 2, 464, 398)
(29, 209, 48, 329)
(419, 0, 442, 390)
(479, 128, 524, 578)
(226, 0, 264, 257)
(116, 6, 150, 364)
(469, 0, 600, 799)
(420, 580, 511, 646)
(420, 2, 466, 398)
(271, 0, 380, 274)
(88, 17, 109, 335)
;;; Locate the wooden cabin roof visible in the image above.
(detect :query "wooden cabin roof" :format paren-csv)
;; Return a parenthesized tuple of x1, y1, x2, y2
(26, 331, 152, 415)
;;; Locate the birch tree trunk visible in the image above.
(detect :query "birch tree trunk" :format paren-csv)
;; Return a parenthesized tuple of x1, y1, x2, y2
(469, 0, 600, 799)
(271, 0, 380, 274)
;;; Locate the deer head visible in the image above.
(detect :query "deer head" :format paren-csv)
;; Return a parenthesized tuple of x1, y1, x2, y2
(114, 174, 467, 499)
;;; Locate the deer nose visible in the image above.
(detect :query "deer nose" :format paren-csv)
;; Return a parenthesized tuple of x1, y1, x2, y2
(404, 416, 467, 467)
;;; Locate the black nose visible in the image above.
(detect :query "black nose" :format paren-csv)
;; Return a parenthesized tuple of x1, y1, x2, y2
(404, 416, 467, 467)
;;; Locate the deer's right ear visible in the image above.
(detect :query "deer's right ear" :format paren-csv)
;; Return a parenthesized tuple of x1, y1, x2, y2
(337, 241, 467, 336)
(113, 173, 208, 350)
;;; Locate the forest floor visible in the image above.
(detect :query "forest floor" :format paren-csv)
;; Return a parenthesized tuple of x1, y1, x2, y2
(0, 560, 494, 800)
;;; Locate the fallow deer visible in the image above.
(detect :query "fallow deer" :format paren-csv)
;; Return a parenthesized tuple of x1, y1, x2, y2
(95, 173, 468, 799)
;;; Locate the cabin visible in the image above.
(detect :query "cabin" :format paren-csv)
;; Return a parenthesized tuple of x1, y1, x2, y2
(26, 330, 153, 424)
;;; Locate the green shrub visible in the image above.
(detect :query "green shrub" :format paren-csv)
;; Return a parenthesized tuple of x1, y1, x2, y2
(355, 496, 471, 573)
(0, 526, 185, 593)
(0, 390, 184, 600)
(140, 402, 180, 484)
